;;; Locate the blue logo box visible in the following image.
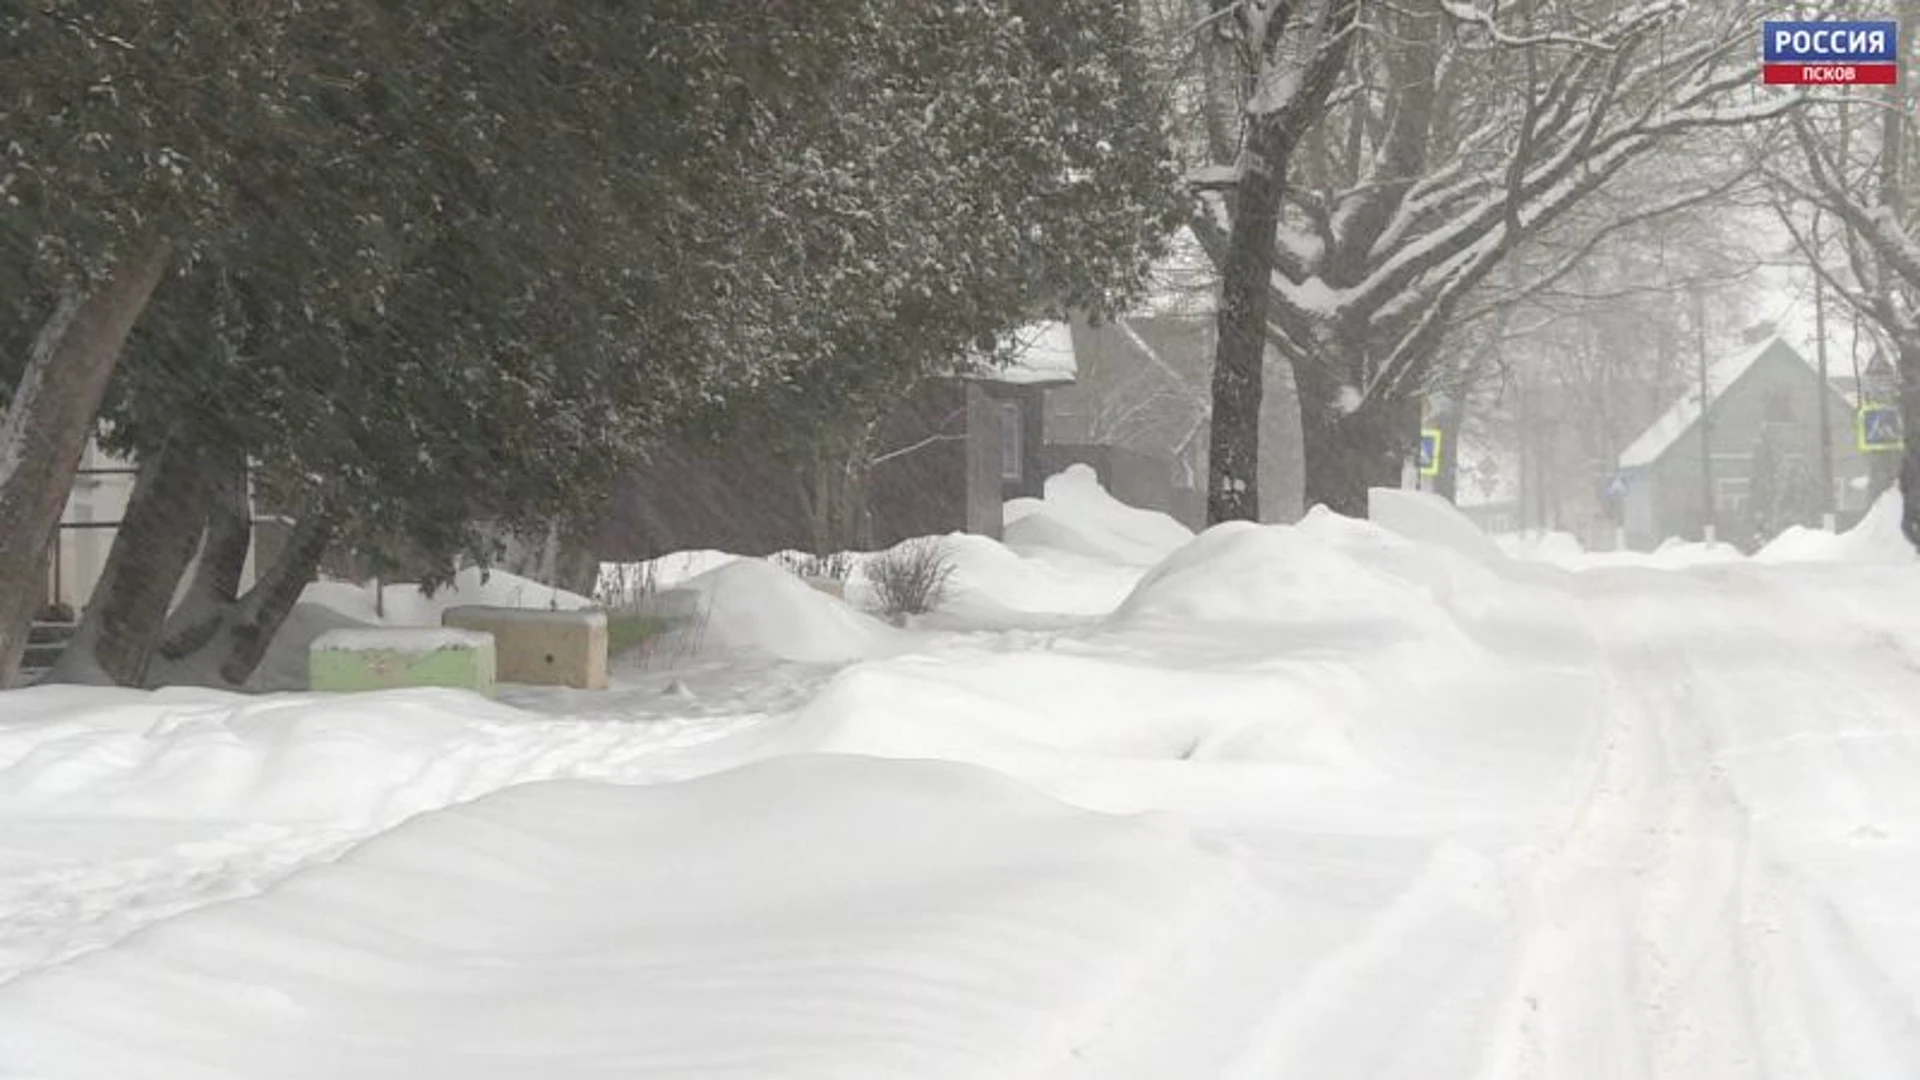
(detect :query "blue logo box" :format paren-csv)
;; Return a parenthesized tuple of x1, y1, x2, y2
(1764, 21, 1898, 62)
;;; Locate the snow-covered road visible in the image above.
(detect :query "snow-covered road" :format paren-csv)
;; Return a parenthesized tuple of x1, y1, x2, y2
(3, 497, 1919, 1078)
(1515, 565, 1920, 1079)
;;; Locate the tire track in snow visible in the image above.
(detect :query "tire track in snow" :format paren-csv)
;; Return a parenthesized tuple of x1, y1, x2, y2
(1683, 567, 1920, 1076)
(1482, 565, 1920, 1079)
(1477, 573, 1778, 1080)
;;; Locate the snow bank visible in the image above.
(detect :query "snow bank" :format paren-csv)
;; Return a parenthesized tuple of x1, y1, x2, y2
(1107, 520, 1454, 638)
(0, 757, 1270, 1080)
(1758, 491, 1915, 564)
(672, 558, 897, 664)
(1496, 530, 1587, 564)
(0, 687, 549, 826)
(772, 647, 1380, 794)
(888, 533, 1143, 621)
(1649, 537, 1746, 567)
(1366, 488, 1504, 566)
(596, 550, 742, 599)
(1003, 465, 1193, 567)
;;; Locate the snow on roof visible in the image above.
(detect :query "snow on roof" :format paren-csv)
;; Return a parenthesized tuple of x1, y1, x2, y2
(973, 321, 1078, 386)
(1617, 336, 1802, 470)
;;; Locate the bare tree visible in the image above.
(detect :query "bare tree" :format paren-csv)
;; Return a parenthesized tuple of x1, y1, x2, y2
(1193, 0, 1363, 523)
(1191, 0, 1791, 518)
(1766, 0, 1920, 549)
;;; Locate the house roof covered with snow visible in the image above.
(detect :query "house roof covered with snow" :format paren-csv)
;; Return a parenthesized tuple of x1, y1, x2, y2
(966, 320, 1078, 387)
(1617, 336, 1813, 470)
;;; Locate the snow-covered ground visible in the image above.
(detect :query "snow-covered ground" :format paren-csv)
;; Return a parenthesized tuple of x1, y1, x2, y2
(3, 480, 1919, 1078)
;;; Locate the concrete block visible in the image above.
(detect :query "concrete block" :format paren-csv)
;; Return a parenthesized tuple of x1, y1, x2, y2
(441, 606, 608, 690)
(309, 628, 496, 697)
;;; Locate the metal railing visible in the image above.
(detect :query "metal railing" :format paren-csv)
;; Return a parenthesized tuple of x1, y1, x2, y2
(45, 463, 136, 612)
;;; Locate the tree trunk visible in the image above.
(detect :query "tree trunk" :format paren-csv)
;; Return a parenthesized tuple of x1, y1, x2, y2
(49, 438, 213, 686)
(1206, 138, 1286, 524)
(1899, 347, 1920, 552)
(1299, 405, 1409, 518)
(0, 238, 173, 687)
(159, 449, 252, 660)
(1203, 0, 1361, 526)
(214, 511, 336, 686)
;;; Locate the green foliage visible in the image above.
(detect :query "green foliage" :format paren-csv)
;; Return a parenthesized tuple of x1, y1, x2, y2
(6, 0, 1181, 580)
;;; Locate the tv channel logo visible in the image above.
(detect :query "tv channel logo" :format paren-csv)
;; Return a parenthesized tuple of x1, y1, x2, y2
(1763, 21, 1899, 85)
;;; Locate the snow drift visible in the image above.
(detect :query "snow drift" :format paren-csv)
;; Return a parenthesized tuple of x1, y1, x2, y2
(1106, 519, 1457, 641)
(1002, 464, 1193, 567)
(1758, 490, 1915, 564)
(669, 558, 897, 664)
(0, 757, 1270, 1080)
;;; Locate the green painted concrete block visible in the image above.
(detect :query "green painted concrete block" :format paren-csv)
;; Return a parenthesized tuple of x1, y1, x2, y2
(309, 628, 497, 697)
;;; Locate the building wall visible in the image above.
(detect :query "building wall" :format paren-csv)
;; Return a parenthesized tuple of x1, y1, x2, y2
(1639, 348, 1870, 547)
(595, 379, 999, 560)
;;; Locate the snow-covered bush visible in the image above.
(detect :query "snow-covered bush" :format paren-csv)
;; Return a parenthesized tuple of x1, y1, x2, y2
(867, 539, 955, 621)
(771, 551, 855, 584)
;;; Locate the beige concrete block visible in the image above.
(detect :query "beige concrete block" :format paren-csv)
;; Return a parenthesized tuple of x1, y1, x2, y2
(441, 606, 608, 690)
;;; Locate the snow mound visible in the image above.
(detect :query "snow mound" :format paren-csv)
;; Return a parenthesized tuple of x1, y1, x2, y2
(1649, 537, 1745, 567)
(0, 757, 1270, 1080)
(674, 558, 896, 664)
(1107, 520, 1450, 636)
(895, 533, 1141, 620)
(0, 686, 553, 827)
(597, 550, 742, 599)
(1758, 491, 1915, 564)
(1003, 464, 1193, 567)
(1497, 530, 1587, 564)
(772, 650, 1378, 790)
(1366, 488, 1505, 566)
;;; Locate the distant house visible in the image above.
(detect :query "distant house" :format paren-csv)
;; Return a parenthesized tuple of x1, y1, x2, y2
(594, 323, 1077, 560)
(1615, 335, 1872, 549)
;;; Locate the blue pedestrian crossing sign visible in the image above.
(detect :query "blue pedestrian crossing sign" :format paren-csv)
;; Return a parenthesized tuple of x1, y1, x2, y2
(1603, 472, 1629, 500)
(1858, 404, 1904, 452)
(1417, 428, 1443, 477)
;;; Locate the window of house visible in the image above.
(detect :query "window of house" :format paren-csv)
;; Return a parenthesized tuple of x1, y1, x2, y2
(999, 401, 1023, 482)
(1714, 476, 1750, 516)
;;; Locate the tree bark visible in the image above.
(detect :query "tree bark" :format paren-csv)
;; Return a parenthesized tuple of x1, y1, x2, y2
(1898, 343, 1920, 551)
(159, 448, 252, 660)
(214, 511, 336, 686)
(49, 437, 214, 686)
(1299, 403, 1412, 518)
(0, 237, 173, 688)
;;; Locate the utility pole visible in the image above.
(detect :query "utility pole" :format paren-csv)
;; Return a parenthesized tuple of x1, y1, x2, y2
(1694, 287, 1715, 541)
